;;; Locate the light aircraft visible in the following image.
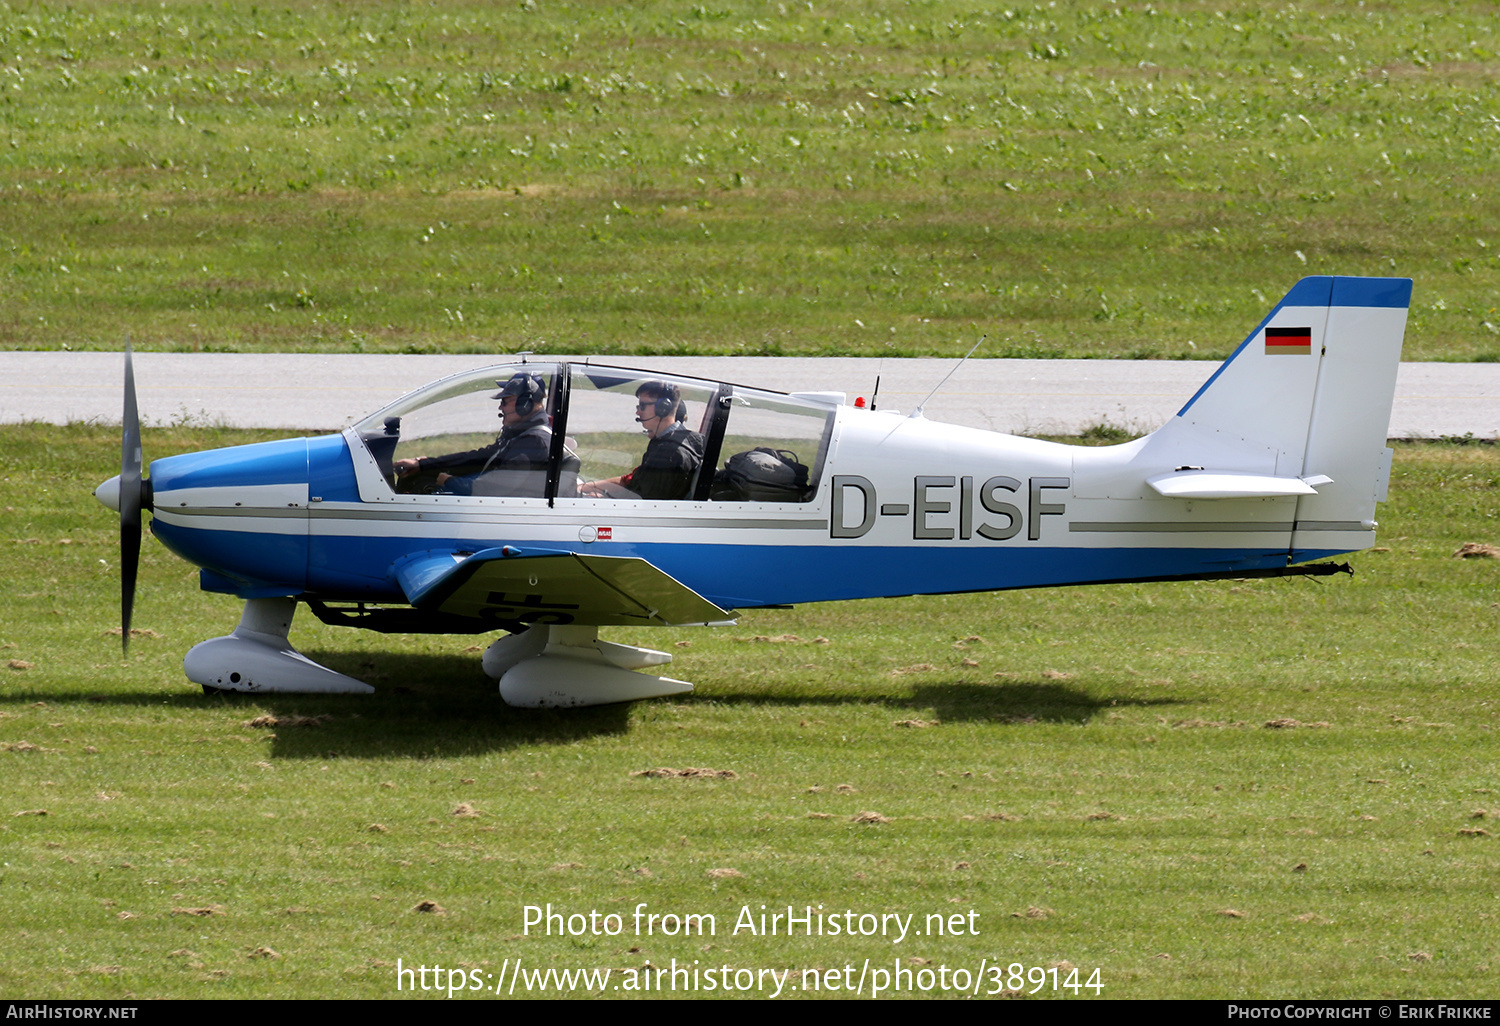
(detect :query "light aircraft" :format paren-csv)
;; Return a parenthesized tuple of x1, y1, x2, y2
(96, 276, 1410, 708)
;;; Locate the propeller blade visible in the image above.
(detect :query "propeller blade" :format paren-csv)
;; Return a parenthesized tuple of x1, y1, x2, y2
(120, 343, 142, 654)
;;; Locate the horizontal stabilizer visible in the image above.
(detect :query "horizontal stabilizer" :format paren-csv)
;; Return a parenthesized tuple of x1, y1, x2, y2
(1147, 470, 1328, 500)
(394, 547, 730, 628)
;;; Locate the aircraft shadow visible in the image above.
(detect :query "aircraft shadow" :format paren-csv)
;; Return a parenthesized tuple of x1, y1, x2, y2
(8, 664, 1182, 760)
(239, 649, 634, 759)
(633, 679, 1183, 725)
(1, 652, 632, 760)
(911, 681, 1181, 724)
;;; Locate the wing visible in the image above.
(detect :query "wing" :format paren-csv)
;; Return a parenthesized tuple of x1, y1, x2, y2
(392, 547, 731, 628)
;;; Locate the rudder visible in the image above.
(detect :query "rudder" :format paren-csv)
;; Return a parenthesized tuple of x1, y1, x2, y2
(1291, 277, 1411, 558)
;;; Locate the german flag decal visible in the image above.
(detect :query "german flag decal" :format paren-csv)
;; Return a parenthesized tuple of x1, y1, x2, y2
(1265, 326, 1313, 355)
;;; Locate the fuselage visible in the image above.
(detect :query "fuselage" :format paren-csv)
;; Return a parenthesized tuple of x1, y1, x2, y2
(145, 361, 1357, 616)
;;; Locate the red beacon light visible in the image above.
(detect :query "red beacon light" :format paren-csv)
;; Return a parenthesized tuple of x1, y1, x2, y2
(854, 396, 867, 409)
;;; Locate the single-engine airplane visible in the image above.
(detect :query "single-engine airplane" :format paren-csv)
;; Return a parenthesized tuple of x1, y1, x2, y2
(96, 276, 1410, 707)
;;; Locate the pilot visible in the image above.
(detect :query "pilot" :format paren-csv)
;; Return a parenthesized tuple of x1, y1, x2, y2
(393, 373, 553, 497)
(579, 381, 704, 500)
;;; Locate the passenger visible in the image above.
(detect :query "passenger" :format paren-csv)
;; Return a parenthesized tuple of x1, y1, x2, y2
(393, 373, 552, 497)
(579, 382, 704, 500)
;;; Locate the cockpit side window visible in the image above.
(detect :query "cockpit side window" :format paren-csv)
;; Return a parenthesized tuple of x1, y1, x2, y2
(706, 391, 833, 503)
(358, 363, 562, 499)
(568, 370, 715, 501)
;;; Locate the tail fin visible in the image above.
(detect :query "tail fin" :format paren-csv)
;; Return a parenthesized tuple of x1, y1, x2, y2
(1153, 276, 1411, 559)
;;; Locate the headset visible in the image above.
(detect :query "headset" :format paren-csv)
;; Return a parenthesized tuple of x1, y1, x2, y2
(493, 373, 546, 416)
(637, 381, 683, 422)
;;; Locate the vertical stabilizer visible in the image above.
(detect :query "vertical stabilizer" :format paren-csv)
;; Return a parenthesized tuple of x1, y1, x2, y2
(1172, 276, 1338, 478)
(1141, 276, 1410, 560)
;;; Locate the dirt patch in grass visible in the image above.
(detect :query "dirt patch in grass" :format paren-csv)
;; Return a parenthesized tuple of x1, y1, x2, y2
(893, 719, 939, 728)
(706, 868, 743, 879)
(851, 811, 891, 824)
(172, 906, 225, 917)
(631, 767, 738, 779)
(1454, 542, 1500, 558)
(734, 633, 824, 644)
(245, 715, 332, 728)
(413, 901, 446, 914)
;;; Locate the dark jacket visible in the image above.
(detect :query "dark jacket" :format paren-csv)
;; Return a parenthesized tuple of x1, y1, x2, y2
(422, 413, 552, 497)
(621, 422, 705, 500)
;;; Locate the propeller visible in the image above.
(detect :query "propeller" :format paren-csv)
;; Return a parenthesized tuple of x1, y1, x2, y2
(119, 344, 146, 653)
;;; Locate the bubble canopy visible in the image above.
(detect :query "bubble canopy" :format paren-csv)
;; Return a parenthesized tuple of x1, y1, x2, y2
(353, 361, 838, 505)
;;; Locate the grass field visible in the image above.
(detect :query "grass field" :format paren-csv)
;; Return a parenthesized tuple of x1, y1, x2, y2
(2, 1, 1499, 358)
(1, 425, 1497, 999)
(4, 0, 1498, 1002)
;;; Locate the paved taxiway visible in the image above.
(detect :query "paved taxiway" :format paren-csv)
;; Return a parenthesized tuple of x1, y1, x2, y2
(2, 352, 1498, 438)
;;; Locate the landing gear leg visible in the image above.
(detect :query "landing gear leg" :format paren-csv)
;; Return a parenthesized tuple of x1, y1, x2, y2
(185, 597, 374, 695)
(482, 625, 692, 708)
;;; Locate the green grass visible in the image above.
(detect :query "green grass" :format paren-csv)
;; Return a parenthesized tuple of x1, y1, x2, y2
(1, 424, 1498, 998)
(2, 1, 1500, 358)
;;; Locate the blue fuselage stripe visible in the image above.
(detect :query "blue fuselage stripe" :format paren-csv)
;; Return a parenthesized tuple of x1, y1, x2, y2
(155, 520, 1321, 607)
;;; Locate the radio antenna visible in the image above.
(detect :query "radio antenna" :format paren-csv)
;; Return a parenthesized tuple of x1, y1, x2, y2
(910, 335, 986, 419)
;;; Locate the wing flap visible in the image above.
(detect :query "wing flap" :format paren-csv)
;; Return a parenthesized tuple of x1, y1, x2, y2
(395, 547, 729, 627)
